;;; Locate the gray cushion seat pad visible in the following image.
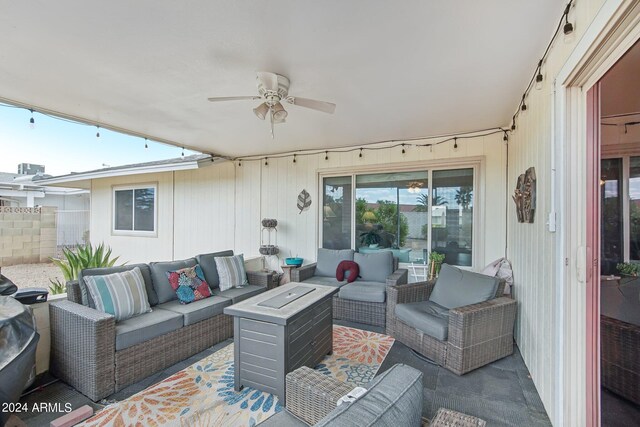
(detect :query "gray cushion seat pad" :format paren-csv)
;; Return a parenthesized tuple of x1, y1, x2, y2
(157, 296, 232, 326)
(115, 308, 183, 351)
(196, 250, 234, 289)
(395, 300, 450, 341)
(354, 251, 394, 283)
(80, 264, 158, 307)
(338, 281, 387, 303)
(429, 263, 500, 309)
(149, 258, 197, 304)
(315, 249, 354, 277)
(213, 284, 266, 304)
(316, 363, 423, 427)
(301, 276, 348, 288)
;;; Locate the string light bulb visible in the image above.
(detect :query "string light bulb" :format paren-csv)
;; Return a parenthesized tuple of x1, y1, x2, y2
(144, 138, 148, 149)
(535, 60, 544, 90)
(453, 137, 458, 150)
(293, 154, 296, 163)
(96, 126, 100, 138)
(29, 109, 35, 129)
(181, 147, 185, 157)
(401, 144, 406, 154)
(521, 95, 527, 111)
(511, 118, 516, 131)
(563, 3, 574, 43)
(325, 151, 328, 161)
(264, 158, 268, 166)
(503, 131, 509, 142)
(359, 148, 363, 158)
(238, 159, 242, 167)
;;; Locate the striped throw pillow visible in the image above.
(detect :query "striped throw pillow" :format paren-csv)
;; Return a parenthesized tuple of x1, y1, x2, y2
(84, 267, 152, 321)
(215, 254, 249, 291)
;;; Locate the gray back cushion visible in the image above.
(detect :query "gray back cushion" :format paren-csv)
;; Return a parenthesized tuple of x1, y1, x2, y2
(316, 363, 423, 427)
(354, 251, 393, 283)
(315, 249, 354, 277)
(149, 258, 197, 304)
(196, 250, 234, 289)
(429, 263, 500, 309)
(79, 264, 157, 307)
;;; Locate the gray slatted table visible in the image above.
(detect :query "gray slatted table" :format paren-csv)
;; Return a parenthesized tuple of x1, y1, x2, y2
(223, 282, 339, 402)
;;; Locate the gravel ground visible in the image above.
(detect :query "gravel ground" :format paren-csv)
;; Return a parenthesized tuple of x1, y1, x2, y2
(1, 263, 63, 290)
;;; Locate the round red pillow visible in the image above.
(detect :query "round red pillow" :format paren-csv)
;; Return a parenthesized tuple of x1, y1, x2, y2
(336, 260, 359, 283)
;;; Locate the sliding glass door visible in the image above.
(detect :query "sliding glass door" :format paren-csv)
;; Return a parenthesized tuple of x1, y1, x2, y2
(320, 166, 476, 267)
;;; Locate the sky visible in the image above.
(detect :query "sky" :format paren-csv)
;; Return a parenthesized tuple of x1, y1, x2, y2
(0, 106, 199, 176)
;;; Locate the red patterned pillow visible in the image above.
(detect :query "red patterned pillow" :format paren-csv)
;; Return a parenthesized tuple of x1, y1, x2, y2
(166, 265, 212, 304)
(336, 260, 359, 283)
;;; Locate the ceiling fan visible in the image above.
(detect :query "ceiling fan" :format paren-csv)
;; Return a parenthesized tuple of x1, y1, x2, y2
(207, 71, 336, 137)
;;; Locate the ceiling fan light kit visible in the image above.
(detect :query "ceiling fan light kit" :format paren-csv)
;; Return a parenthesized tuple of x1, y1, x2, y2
(208, 71, 336, 137)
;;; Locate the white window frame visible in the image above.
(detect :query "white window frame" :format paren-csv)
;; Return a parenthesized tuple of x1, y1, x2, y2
(112, 183, 158, 237)
(317, 158, 484, 269)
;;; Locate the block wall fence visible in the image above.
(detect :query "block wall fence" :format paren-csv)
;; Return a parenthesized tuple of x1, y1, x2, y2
(0, 206, 57, 266)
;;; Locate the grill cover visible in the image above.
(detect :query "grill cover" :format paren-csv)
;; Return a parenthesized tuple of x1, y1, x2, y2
(0, 296, 39, 424)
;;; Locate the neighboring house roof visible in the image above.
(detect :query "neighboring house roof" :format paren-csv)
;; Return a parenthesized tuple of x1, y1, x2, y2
(40, 154, 218, 189)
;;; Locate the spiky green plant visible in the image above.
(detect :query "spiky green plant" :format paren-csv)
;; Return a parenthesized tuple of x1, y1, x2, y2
(49, 243, 122, 294)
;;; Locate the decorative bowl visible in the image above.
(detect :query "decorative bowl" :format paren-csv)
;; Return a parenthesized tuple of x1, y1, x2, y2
(285, 257, 303, 267)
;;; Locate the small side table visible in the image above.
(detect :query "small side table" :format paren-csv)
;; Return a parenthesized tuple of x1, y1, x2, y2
(280, 265, 298, 286)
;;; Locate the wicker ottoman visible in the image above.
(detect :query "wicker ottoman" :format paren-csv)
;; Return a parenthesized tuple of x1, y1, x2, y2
(426, 408, 486, 427)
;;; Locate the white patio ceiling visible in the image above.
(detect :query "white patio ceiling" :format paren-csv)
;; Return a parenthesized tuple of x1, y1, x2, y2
(0, 1, 565, 158)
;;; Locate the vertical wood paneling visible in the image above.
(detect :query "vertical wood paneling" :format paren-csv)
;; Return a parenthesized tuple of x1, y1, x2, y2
(507, 1, 606, 424)
(173, 161, 236, 259)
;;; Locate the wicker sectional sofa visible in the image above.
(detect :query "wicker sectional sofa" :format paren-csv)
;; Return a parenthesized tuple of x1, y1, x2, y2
(49, 250, 274, 401)
(291, 249, 408, 327)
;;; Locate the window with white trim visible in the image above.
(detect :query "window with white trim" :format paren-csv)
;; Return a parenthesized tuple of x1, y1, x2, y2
(113, 185, 157, 234)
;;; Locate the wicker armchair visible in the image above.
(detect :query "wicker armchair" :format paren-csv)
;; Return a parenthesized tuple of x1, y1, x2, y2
(272, 363, 423, 426)
(386, 279, 517, 375)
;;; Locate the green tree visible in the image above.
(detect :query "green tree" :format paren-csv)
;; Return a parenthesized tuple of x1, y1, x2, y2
(413, 193, 447, 212)
(455, 186, 473, 210)
(375, 200, 409, 247)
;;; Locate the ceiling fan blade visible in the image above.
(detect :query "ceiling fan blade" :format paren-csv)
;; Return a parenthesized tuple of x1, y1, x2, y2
(256, 71, 279, 92)
(285, 96, 336, 114)
(207, 96, 261, 102)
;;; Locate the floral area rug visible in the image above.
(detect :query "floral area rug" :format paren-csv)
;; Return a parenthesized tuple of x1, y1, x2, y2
(80, 325, 394, 427)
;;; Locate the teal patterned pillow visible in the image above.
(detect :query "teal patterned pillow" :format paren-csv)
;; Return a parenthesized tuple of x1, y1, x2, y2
(166, 265, 212, 304)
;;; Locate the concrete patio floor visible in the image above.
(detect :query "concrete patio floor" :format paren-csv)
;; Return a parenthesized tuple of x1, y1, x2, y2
(18, 320, 551, 427)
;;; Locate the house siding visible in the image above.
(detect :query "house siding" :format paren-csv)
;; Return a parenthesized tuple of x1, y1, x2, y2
(89, 133, 507, 270)
(506, 0, 606, 425)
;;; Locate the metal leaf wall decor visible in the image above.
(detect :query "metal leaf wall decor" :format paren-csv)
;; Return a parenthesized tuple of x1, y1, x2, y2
(512, 167, 536, 223)
(297, 189, 312, 214)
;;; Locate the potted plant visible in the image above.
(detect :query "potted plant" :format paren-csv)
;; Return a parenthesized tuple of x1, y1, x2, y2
(616, 262, 640, 277)
(428, 251, 446, 280)
(359, 229, 382, 248)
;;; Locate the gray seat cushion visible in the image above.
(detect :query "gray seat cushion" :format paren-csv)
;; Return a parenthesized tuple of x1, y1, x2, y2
(157, 296, 232, 326)
(354, 251, 394, 283)
(196, 250, 234, 289)
(115, 308, 183, 350)
(395, 300, 450, 341)
(149, 258, 197, 304)
(301, 276, 348, 288)
(316, 249, 354, 277)
(338, 281, 387, 303)
(316, 364, 423, 427)
(429, 263, 500, 309)
(79, 264, 158, 307)
(213, 284, 266, 303)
